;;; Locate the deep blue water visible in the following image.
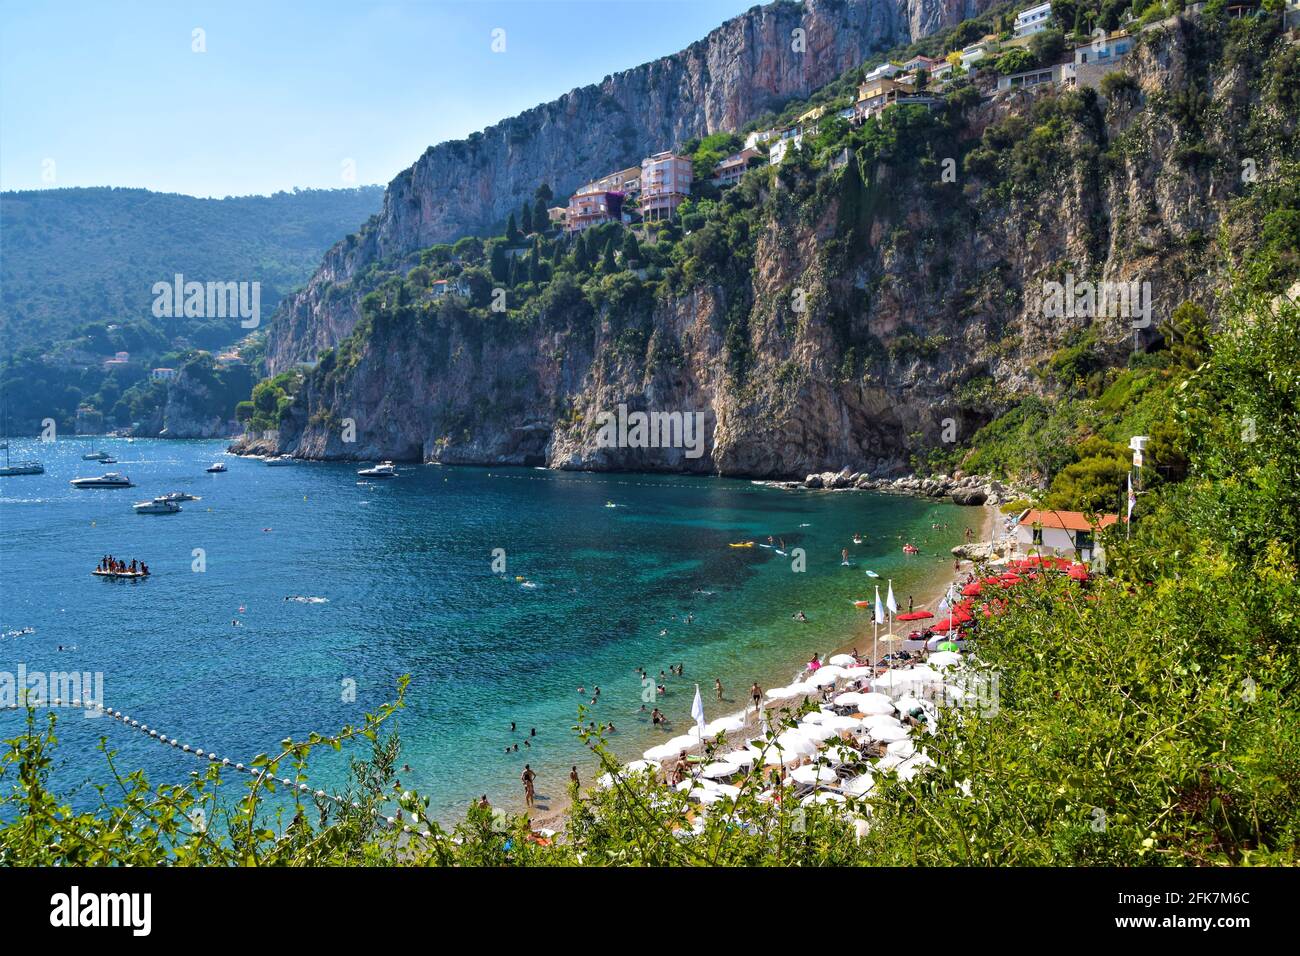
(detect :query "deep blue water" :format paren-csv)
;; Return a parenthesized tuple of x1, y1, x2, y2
(0, 438, 971, 820)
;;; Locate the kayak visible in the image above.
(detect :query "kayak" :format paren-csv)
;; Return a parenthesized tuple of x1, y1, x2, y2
(864, 570, 880, 578)
(729, 542, 754, 548)
(854, 600, 871, 608)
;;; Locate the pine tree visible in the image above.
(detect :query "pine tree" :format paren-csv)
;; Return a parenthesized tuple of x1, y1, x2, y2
(622, 231, 641, 265)
(602, 237, 618, 273)
(521, 202, 534, 235)
(533, 197, 549, 233)
(490, 244, 509, 283)
(506, 212, 519, 243)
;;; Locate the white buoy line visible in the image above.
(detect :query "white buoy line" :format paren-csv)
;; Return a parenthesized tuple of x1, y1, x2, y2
(2, 698, 438, 841)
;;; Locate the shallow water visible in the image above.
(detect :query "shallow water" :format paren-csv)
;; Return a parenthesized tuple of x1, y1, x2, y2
(0, 438, 971, 820)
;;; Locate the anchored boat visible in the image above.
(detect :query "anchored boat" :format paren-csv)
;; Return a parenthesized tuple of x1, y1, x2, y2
(70, 472, 134, 488)
(133, 497, 182, 514)
(357, 461, 397, 478)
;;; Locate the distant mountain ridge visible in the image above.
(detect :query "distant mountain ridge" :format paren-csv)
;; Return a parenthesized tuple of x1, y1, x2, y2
(0, 185, 385, 352)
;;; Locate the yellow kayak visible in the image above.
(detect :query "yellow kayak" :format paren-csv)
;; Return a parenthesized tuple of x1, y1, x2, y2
(729, 541, 754, 548)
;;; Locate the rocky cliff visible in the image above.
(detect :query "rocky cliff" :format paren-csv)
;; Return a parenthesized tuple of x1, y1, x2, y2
(251, 14, 1297, 482)
(267, 0, 1000, 373)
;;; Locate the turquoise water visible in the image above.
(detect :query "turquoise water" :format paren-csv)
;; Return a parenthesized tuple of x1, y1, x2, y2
(0, 438, 971, 820)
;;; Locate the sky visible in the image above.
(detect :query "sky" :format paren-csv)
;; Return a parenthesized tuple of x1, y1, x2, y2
(0, 0, 759, 198)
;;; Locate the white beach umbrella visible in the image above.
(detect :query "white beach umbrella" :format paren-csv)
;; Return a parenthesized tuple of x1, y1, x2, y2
(624, 759, 660, 774)
(832, 690, 867, 707)
(867, 723, 910, 743)
(828, 654, 857, 667)
(801, 792, 846, 807)
(775, 731, 818, 755)
(665, 733, 700, 750)
(853, 692, 897, 715)
(873, 753, 905, 773)
(801, 710, 827, 724)
(675, 778, 717, 793)
(786, 680, 820, 696)
(789, 763, 838, 785)
(764, 685, 800, 700)
(723, 747, 760, 767)
(928, 651, 962, 668)
(885, 738, 916, 758)
(896, 753, 935, 782)
(858, 713, 904, 732)
(797, 722, 840, 742)
(894, 694, 929, 714)
(643, 742, 682, 762)
(807, 669, 840, 688)
(842, 772, 875, 797)
(870, 672, 913, 696)
(699, 761, 735, 779)
(820, 714, 863, 733)
(819, 744, 862, 765)
(704, 714, 746, 735)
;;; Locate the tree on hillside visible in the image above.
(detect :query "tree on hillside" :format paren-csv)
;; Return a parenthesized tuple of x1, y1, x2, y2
(1160, 301, 1211, 370)
(505, 212, 520, 243)
(521, 201, 534, 235)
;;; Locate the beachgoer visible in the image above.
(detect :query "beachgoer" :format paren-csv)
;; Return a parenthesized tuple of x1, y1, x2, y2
(750, 682, 762, 714)
(807, 653, 821, 671)
(479, 794, 490, 809)
(570, 766, 579, 787)
(714, 678, 723, 700)
(521, 765, 536, 807)
(793, 611, 808, 622)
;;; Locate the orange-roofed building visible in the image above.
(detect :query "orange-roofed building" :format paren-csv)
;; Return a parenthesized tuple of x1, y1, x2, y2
(1015, 509, 1119, 563)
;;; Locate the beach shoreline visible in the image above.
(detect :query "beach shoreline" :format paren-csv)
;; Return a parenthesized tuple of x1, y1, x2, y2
(521, 502, 1002, 831)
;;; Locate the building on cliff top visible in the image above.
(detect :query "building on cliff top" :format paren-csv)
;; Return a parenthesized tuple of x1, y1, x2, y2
(713, 147, 761, 187)
(1014, 3, 1053, 38)
(639, 151, 692, 222)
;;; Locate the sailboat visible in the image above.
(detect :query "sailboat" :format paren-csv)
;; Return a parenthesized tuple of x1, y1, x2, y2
(0, 389, 43, 476)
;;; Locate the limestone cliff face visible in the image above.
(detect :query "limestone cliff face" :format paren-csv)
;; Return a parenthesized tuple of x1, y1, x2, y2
(255, 15, 1295, 479)
(268, 0, 998, 373)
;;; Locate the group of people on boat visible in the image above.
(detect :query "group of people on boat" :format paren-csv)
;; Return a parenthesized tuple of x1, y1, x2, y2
(97, 554, 148, 576)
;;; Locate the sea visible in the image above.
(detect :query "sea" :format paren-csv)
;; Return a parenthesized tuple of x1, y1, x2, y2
(0, 438, 972, 822)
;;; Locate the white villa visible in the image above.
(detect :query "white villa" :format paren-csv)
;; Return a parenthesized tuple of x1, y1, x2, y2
(1014, 3, 1054, 38)
(1015, 509, 1119, 563)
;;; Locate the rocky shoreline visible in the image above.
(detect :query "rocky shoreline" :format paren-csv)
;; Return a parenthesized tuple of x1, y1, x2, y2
(753, 468, 1035, 510)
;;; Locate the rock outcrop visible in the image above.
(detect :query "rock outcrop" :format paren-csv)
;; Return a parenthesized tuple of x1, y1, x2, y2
(267, 0, 1000, 373)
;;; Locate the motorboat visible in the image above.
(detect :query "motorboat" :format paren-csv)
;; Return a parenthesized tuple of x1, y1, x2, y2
(134, 497, 182, 514)
(206, 462, 228, 473)
(82, 450, 112, 461)
(265, 455, 295, 467)
(157, 491, 200, 502)
(357, 461, 397, 478)
(70, 473, 134, 488)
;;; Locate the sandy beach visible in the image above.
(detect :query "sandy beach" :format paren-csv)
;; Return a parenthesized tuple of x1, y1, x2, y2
(522, 502, 1002, 830)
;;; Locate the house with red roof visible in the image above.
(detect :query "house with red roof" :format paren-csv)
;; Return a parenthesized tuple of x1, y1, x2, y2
(1014, 509, 1119, 563)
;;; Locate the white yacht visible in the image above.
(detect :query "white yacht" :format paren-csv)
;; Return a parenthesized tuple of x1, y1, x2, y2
(82, 450, 112, 461)
(158, 491, 200, 503)
(206, 461, 228, 473)
(70, 473, 134, 488)
(265, 455, 295, 467)
(357, 461, 397, 478)
(134, 497, 182, 514)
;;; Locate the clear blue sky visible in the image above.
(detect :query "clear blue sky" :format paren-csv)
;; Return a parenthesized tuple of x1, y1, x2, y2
(1, 0, 759, 197)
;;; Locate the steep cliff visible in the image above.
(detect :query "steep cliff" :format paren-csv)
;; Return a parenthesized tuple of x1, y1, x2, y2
(267, 0, 1001, 372)
(254, 13, 1298, 483)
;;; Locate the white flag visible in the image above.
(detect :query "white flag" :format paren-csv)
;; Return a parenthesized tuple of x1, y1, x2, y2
(691, 684, 706, 736)
(1127, 471, 1136, 522)
(874, 586, 885, 625)
(886, 580, 898, 615)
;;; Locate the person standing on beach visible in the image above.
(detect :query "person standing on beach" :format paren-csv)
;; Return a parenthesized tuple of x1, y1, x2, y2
(714, 677, 724, 700)
(521, 765, 537, 808)
(750, 682, 763, 716)
(569, 766, 579, 788)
